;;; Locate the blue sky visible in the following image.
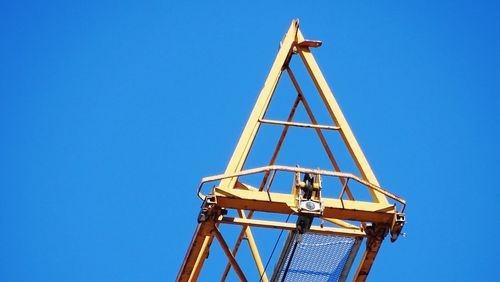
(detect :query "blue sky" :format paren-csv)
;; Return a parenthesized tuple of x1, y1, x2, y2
(1, 1, 499, 281)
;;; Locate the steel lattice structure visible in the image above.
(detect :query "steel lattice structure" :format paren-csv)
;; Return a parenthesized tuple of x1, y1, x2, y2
(177, 19, 406, 282)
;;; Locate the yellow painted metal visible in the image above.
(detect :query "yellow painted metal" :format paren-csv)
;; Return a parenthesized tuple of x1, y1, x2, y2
(220, 217, 365, 237)
(236, 210, 268, 282)
(188, 236, 211, 282)
(323, 217, 360, 230)
(214, 188, 396, 224)
(353, 241, 383, 282)
(177, 19, 405, 282)
(220, 213, 255, 281)
(259, 118, 341, 130)
(177, 220, 216, 282)
(214, 227, 248, 282)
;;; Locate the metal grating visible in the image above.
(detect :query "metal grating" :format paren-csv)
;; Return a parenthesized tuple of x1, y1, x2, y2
(271, 232, 361, 282)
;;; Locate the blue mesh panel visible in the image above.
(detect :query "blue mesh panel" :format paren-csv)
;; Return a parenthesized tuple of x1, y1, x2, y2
(273, 233, 359, 282)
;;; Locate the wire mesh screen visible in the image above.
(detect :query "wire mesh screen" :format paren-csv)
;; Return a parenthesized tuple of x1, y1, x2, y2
(271, 232, 361, 282)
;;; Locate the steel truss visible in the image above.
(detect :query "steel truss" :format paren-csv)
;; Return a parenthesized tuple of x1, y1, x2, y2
(177, 19, 406, 282)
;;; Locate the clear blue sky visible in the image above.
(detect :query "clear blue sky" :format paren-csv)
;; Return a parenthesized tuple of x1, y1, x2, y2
(1, 1, 499, 281)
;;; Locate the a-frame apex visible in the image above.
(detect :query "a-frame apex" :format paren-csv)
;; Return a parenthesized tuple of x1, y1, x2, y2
(220, 19, 388, 204)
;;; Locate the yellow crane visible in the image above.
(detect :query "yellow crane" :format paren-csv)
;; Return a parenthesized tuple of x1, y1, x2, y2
(177, 19, 406, 282)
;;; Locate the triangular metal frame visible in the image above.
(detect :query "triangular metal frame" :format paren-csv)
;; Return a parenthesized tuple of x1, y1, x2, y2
(177, 19, 405, 282)
(220, 20, 386, 204)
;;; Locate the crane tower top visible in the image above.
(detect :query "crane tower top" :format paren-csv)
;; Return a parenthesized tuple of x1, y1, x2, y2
(177, 19, 406, 282)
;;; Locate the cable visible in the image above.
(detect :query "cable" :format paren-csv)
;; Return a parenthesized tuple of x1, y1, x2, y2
(259, 214, 291, 282)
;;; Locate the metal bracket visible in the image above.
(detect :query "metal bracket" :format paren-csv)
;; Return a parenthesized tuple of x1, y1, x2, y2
(197, 194, 217, 223)
(297, 40, 322, 48)
(296, 172, 324, 215)
(390, 213, 406, 242)
(364, 223, 389, 250)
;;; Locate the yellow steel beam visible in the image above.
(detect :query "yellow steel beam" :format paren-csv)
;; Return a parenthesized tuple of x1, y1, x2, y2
(214, 227, 248, 282)
(188, 236, 212, 282)
(220, 217, 365, 237)
(220, 211, 253, 282)
(323, 218, 360, 230)
(237, 182, 360, 230)
(353, 241, 383, 282)
(220, 223, 249, 281)
(259, 118, 341, 130)
(213, 188, 396, 224)
(177, 219, 216, 282)
(237, 210, 268, 282)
